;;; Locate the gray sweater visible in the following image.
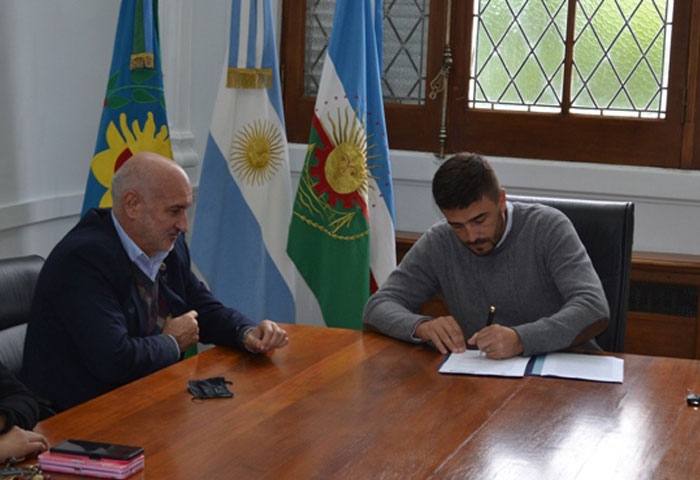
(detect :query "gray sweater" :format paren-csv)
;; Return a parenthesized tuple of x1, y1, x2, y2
(363, 202, 610, 356)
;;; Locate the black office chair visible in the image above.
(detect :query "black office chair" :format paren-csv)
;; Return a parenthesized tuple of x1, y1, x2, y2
(508, 195, 634, 352)
(0, 255, 44, 375)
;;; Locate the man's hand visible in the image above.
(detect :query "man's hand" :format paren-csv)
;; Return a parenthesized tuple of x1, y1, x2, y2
(0, 426, 48, 463)
(162, 310, 199, 351)
(243, 320, 288, 353)
(414, 316, 466, 354)
(467, 324, 523, 359)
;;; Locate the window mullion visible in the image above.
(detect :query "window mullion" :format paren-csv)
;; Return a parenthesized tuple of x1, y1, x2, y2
(562, 0, 577, 115)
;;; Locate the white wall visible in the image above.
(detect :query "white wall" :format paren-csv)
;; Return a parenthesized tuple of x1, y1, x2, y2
(1, 0, 700, 261)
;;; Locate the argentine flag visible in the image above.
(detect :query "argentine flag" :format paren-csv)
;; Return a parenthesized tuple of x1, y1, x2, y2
(191, 0, 299, 324)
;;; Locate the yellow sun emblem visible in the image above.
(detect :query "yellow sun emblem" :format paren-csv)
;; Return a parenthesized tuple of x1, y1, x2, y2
(229, 120, 285, 185)
(90, 111, 172, 207)
(311, 107, 371, 210)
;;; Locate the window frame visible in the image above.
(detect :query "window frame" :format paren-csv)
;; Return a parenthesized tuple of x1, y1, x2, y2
(282, 0, 448, 152)
(281, 0, 700, 169)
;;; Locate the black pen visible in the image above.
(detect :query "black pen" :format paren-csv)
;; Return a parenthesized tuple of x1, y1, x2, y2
(480, 306, 497, 356)
(486, 305, 496, 326)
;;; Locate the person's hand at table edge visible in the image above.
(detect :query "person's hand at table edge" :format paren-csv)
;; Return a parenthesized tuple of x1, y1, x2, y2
(244, 320, 289, 353)
(415, 316, 466, 354)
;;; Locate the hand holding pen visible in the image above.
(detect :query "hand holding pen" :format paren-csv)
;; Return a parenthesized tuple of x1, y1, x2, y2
(481, 306, 496, 355)
(467, 305, 524, 358)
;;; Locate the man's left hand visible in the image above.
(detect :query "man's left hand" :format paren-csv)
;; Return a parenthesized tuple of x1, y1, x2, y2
(467, 325, 523, 359)
(243, 320, 289, 353)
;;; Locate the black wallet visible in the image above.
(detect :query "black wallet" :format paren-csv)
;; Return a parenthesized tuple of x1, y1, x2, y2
(187, 376, 234, 400)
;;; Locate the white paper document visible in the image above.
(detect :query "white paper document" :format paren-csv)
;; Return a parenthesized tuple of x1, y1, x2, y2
(439, 350, 624, 383)
(438, 350, 531, 377)
(536, 352, 624, 383)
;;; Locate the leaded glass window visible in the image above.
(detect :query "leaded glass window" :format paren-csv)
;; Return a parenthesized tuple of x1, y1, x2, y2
(571, 0, 673, 118)
(286, 0, 696, 168)
(304, 0, 431, 105)
(470, 0, 568, 113)
(470, 0, 674, 118)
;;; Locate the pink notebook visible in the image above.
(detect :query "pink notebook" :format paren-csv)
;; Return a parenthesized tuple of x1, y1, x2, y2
(38, 451, 145, 479)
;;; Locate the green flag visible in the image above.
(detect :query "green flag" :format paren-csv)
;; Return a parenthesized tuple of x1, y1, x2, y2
(287, 0, 396, 329)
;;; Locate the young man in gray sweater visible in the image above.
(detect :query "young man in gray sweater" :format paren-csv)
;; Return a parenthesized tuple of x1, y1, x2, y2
(363, 153, 609, 359)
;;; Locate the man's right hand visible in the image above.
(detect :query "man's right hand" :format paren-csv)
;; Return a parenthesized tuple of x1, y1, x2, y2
(414, 315, 466, 354)
(162, 310, 199, 351)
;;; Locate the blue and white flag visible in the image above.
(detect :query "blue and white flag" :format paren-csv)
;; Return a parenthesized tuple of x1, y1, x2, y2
(191, 0, 297, 323)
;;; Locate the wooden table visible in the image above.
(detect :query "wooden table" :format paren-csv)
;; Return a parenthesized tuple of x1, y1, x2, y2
(34, 325, 700, 479)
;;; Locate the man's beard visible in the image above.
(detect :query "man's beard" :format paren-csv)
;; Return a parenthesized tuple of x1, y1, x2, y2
(463, 211, 506, 256)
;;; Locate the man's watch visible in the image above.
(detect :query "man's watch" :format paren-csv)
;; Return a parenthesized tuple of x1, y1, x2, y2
(240, 326, 256, 352)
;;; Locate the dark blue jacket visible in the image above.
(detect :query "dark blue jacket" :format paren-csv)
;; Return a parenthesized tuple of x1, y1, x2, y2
(21, 209, 254, 411)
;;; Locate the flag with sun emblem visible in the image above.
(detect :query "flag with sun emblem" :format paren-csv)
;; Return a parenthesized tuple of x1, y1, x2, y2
(81, 0, 172, 214)
(190, 0, 299, 324)
(287, 0, 396, 329)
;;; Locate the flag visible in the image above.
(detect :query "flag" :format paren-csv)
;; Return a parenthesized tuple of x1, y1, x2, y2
(190, 0, 297, 324)
(82, 0, 172, 214)
(287, 0, 396, 329)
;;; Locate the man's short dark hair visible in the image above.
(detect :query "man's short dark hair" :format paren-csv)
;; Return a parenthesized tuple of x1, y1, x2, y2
(432, 153, 501, 210)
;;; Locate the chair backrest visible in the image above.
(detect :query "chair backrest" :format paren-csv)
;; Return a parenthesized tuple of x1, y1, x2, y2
(508, 195, 634, 352)
(0, 255, 44, 374)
